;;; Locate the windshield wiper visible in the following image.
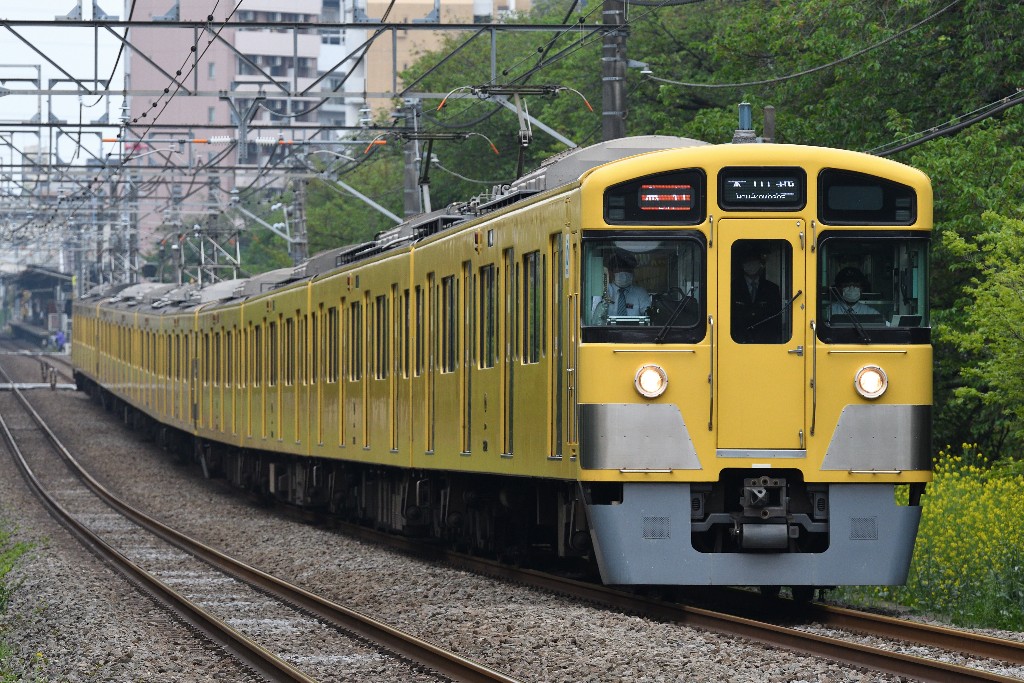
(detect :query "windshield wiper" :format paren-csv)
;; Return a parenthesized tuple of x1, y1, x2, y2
(746, 289, 803, 337)
(829, 287, 871, 342)
(654, 287, 696, 343)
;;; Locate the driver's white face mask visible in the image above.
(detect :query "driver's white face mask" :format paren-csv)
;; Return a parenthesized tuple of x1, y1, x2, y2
(613, 272, 634, 288)
(841, 285, 861, 303)
(742, 261, 761, 277)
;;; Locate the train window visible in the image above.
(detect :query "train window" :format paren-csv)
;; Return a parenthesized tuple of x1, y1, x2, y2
(299, 314, 308, 385)
(523, 251, 544, 364)
(730, 239, 794, 345)
(401, 289, 411, 378)
(311, 312, 319, 384)
(327, 306, 339, 383)
(214, 331, 222, 385)
(393, 287, 404, 379)
(479, 265, 497, 368)
(375, 294, 389, 380)
(253, 324, 262, 387)
(441, 275, 458, 373)
(818, 169, 916, 225)
(817, 234, 930, 344)
(581, 231, 706, 344)
(415, 286, 424, 377)
(604, 169, 706, 224)
(349, 301, 363, 381)
(269, 320, 279, 387)
(226, 328, 234, 387)
(285, 318, 295, 386)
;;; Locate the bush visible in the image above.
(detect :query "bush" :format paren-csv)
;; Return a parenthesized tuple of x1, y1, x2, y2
(841, 445, 1024, 629)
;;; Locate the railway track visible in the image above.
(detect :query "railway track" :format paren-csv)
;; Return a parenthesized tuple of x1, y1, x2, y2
(0, 337, 76, 386)
(2, 348, 1021, 682)
(333, 503, 1024, 683)
(0, 364, 522, 683)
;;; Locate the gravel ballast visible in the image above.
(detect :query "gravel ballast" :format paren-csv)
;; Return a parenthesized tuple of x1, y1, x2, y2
(0, 355, 1019, 682)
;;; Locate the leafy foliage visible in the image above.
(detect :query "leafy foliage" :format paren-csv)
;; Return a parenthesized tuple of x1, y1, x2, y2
(295, 0, 1024, 458)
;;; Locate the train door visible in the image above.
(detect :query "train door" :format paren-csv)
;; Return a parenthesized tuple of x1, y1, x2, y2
(716, 220, 806, 450)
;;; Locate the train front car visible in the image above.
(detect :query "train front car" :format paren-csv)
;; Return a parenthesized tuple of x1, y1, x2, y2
(575, 143, 932, 590)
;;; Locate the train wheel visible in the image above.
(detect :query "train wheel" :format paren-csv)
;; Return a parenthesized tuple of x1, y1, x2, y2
(790, 586, 815, 603)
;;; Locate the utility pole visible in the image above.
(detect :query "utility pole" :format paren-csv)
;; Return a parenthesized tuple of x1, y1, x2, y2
(290, 181, 309, 263)
(601, 0, 627, 141)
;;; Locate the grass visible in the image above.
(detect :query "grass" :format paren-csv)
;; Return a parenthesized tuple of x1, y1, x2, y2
(0, 519, 35, 682)
(838, 444, 1024, 630)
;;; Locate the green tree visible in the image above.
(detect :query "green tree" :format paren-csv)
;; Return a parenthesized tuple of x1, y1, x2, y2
(943, 212, 1024, 449)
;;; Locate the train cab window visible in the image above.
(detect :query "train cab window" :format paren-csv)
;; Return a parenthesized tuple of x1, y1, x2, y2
(730, 240, 794, 345)
(581, 232, 705, 344)
(817, 235, 930, 344)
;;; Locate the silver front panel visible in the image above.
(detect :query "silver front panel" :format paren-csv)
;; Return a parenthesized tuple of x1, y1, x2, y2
(585, 482, 921, 585)
(579, 403, 701, 470)
(821, 404, 931, 471)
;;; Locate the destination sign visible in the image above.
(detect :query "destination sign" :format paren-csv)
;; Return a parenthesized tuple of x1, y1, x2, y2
(719, 168, 805, 210)
(639, 183, 694, 211)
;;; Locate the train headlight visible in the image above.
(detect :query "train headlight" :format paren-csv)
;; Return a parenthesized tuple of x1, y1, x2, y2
(854, 365, 888, 399)
(635, 364, 668, 398)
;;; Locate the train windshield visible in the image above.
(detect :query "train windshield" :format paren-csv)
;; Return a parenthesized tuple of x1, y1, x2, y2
(817, 234, 930, 343)
(581, 233, 705, 344)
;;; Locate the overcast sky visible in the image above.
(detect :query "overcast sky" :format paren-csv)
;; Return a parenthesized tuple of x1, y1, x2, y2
(1, 2, 124, 163)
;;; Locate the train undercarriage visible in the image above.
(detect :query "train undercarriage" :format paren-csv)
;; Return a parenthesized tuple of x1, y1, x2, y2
(84, 380, 920, 591)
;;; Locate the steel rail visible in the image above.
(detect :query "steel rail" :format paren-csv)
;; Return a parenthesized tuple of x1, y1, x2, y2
(333, 519, 1024, 683)
(809, 603, 1024, 666)
(2, 367, 522, 683)
(0, 383, 316, 682)
(444, 562, 1024, 683)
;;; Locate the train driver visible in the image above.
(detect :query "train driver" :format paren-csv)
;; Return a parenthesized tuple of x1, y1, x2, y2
(830, 267, 879, 315)
(591, 250, 652, 324)
(731, 245, 782, 343)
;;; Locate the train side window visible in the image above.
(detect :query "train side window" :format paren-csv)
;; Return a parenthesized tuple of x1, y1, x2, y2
(300, 314, 308, 385)
(375, 294, 389, 380)
(214, 331, 222, 386)
(269, 320, 279, 387)
(403, 286, 411, 376)
(441, 275, 458, 373)
(311, 311, 319, 384)
(479, 264, 497, 368)
(393, 287, 404, 379)
(285, 318, 295, 386)
(523, 250, 544, 364)
(349, 301, 363, 381)
(253, 324, 262, 387)
(226, 328, 234, 387)
(327, 306, 338, 383)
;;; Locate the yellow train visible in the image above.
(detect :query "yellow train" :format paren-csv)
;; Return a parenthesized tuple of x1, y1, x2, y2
(73, 135, 933, 593)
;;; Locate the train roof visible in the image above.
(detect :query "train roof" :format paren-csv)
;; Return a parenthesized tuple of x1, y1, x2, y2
(502, 135, 707, 198)
(232, 267, 297, 298)
(81, 136, 710, 308)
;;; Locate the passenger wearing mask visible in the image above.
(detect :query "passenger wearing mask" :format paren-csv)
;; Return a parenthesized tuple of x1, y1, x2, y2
(830, 267, 879, 315)
(591, 250, 652, 324)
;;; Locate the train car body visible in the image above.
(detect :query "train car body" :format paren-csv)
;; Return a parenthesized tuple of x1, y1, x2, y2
(73, 136, 933, 590)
